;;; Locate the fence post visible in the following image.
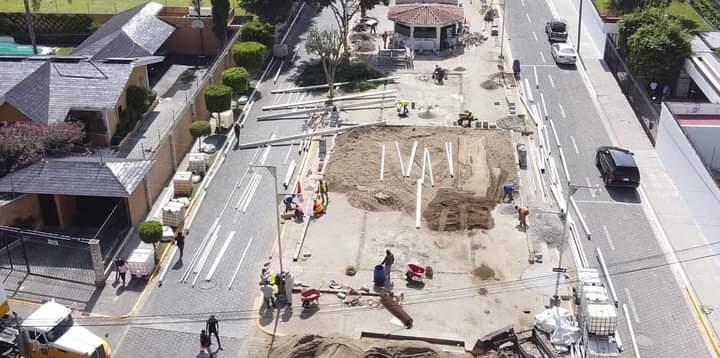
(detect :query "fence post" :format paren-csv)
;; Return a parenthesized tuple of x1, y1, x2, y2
(89, 239, 105, 288)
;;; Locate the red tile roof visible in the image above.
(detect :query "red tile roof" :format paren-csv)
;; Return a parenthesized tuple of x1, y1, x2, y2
(388, 4, 464, 26)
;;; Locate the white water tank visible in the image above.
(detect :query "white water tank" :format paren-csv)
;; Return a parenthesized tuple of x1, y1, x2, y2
(584, 303, 618, 336)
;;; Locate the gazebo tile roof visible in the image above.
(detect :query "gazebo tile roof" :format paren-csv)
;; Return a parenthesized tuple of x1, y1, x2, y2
(388, 3, 464, 26)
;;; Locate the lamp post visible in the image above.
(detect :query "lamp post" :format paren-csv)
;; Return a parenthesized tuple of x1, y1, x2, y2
(576, 0, 583, 57)
(499, 0, 507, 59)
(251, 164, 284, 273)
(551, 182, 600, 307)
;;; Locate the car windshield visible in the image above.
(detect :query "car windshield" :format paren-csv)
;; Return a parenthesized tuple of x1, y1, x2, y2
(550, 22, 566, 32)
(561, 48, 576, 55)
(45, 314, 73, 342)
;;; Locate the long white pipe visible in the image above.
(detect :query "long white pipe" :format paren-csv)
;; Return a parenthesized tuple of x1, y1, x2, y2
(270, 76, 400, 94)
(283, 160, 297, 187)
(204, 231, 235, 281)
(180, 217, 218, 282)
(262, 90, 397, 111)
(416, 179, 423, 229)
(426, 149, 435, 187)
(421, 147, 427, 183)
(406, 141, 418, 177)
(238, 122, 386, 149)
(228, 237, 254, 289)
(395, 141, 406, 176)
(191, 224, 221, 287)
(448, 142, 455, 178)
(380, 144, 385, 181)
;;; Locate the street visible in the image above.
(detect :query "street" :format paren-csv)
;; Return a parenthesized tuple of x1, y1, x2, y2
(505, 0, 711, 356)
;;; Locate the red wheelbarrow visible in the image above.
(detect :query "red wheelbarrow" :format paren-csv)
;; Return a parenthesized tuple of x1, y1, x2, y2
(301, 288, 320, 308)
(405, 264, 426, 283)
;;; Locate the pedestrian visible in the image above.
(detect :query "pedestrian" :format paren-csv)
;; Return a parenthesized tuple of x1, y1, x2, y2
(515, 205, 529, 230)
(261, 283, 275, 310)
(382, 31, 389, 49)
(206, 315, 222, 350)
(117, 258, 128, 286)
(283, 195, 296, 213)
(175, 231, 185, 260)
(284, 272, 294, 306)
(318, 179, 329, 205)
(370, 22, 377, 35)
(114, 257, 123, 283)
(200, 329, 211, 350)
(233, 121, 241, 146)
(381, 250, 394, 284)
(502, 182, 515, 203)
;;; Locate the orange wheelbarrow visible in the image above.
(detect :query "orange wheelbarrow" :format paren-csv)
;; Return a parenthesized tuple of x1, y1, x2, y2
(301, 288, 320, 308)
(405, 264, 426, 283)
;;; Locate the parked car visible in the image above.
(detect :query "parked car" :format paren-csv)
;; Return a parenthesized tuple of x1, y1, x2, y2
(551, 42, 577, 65)
(545, 19, 568, 42)
(595, 146, 640, 188)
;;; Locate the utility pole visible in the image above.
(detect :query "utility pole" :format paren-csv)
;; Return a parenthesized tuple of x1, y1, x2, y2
(500, 0, 507, 59)
(22, 0, 38, 55)
(252, 165, 285, 273)
(576, 0, 583, 57)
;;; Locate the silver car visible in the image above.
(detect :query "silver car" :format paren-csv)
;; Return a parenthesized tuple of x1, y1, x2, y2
(551, 42, 577, 65)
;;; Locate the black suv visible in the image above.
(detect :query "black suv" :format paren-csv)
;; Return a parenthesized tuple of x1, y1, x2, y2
(595, 146, 640, 188)
(545, 19, 568, 42)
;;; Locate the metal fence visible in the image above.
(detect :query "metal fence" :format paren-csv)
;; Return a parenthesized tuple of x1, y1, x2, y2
(603, 34, 660, 145)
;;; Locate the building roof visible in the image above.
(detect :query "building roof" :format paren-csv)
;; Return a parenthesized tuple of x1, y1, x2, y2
(0, 57, 136, 125)
(388, 3, 464, 26)
(0, 158, 152, 197)
(73, 2, 175, 60)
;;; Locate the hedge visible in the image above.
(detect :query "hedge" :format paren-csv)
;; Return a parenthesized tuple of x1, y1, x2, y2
(232, 41, 266, 72)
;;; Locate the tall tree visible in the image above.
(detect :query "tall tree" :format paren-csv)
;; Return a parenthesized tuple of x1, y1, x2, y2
(211, 0, 230, 44)
(625, 21, 691, 84)
(309, 0, 359, 55)
(618, 7, 667, 51)
(305, 28, 343, 99)
(359, 0, 388, 18)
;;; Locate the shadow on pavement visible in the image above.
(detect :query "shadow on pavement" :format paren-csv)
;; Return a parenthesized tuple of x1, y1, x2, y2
(606, 187, 641, 203)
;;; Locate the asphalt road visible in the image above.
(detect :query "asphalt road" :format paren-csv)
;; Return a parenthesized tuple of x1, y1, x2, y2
(112, 5, 335, 357)
(505, 0, 711, 356)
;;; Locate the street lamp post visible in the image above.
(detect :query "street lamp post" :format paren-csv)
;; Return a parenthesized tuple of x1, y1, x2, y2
(551, 182, 599, 306)
(251, 165, 284, 273)
(577, 0, 584, 57)
(499, 0, 507, 59)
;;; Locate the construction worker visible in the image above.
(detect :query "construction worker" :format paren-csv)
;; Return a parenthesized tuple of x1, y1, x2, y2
(503, 182, 516, 202)
(283, 195, 296, 213)
(313, 197, 325, 217)
(515, 205, 529, 230)
(318, 179, 329, 205)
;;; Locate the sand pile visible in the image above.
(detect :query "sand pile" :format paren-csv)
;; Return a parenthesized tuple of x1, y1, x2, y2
(269, 335, 467, 358)
(326, 127, 516, 231)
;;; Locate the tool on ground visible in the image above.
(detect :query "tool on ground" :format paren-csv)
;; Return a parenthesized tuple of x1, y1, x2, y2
(471, 326, 534, 358)
(396, 99, 410, 117)
(379, 289, 413, 328)
(455, 110, 477, 128)
(405, 263, 426, 283)
(301, 288, 321, 308)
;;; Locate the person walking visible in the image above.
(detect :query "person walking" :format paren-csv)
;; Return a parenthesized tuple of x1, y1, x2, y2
(515, 205, 529, 230)
(381, 250, 395, 284)
(502, 182, 516, 203)
(284, 272, 294, 306)
(233, 121, 241, 141)
(114, 257, 123, 283)
(382, 31, 389, 49)
(261, 283, 275, 310)
(175, 231, 185, 260)
(318, 179, 329, 205)
(117, 258, 129, 286)
(200, 329, 211, 350)
(206, 315, 222, 350)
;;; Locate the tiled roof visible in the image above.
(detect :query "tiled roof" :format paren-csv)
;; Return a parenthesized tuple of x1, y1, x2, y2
(0, 58, 135, 125)
(0, 158, 152, 197)
(388, 4, 464, 26)
(73, 2, 175, 60)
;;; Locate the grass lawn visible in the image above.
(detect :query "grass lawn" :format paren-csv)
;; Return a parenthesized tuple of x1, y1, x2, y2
(0, 0, 245, 14)
(55, 47, 73, 55)
(592, 0, 612, 16)
(666, 0, 713, 32)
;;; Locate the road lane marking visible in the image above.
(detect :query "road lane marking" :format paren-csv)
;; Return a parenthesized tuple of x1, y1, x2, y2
(526, 13, 532, 23)
(539, 51, 546, 63)
(624, 288, 641, 323)
(548, 74, 556, 88)
(570, 136, 580, 154)
(540, 93, 548, 120)
(228, 236, 254, 289)
(573, 199, 642, 206)
(532, 31, 538, 41)
(558, 103, 567, 118)
(533, 66, 539, 88)
(602, 225, 616, 250)
(585, 177, 596, 198)
(521, 0, 526, 6)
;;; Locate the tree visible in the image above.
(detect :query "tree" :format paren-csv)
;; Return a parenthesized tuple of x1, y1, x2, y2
(204, 84, 232, 134)
(305, 28, 343, 98)
(618, 7, 667, 51)
(359, 0, 388, 18)
(138, 220, 163, 262)
(222, 67, 250, 94)
(211, 0, 230, 44)
(308, 0, 359, 55)
(190, 120, 211, 151)
(240, 0, 294, 22)
(611, 0, 669, 11)
(241, 17, 274, 46)
(232, 41, 267, 72)
(625, 21, 691, 84)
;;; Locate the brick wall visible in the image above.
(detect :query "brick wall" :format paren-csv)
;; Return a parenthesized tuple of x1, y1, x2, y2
(54, 195, 78, 229)
(128, 185, 149, 225)
(161, 16, 222, 56)
(0, 194, 43, 228)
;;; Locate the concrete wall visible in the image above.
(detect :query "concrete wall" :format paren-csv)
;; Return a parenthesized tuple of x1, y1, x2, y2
(682, 125, 720, 170)
(161, 16, 222, 56)
(0, 194, 43, 228)
(127, 185, 149, 226)
(146, 139, 175, 204)
(656, 104, 720, 244)
(568, 0, 608, 57)
(54, 195, 77, 229)
(0, 102, 31, 124)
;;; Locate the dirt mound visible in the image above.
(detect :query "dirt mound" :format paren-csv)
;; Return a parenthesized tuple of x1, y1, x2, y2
(326, 127, 515, 231)
(270, 335, 462, 358)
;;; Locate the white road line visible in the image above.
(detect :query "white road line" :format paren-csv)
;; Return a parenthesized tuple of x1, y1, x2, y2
(602, 225, 616, 250)
(558, 103, 567, 118)
(540, 93, 548, 120)
(585, 177, 596, 198)
(624, 288, 641, 323)
(548, 74, 556, 88)
(539, 51, 546, 63)
(526, 13, 532, 23)
(623, 303, 642, 358)
(569, 135, 580, 154)
(204, 231, 236, 281)
(227, 237, 254, 289)
(533, 66, 539, 88)
(532, 31, 538, 41)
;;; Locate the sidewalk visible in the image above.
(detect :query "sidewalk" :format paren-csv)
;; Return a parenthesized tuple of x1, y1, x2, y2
(547, 0, 720, 346)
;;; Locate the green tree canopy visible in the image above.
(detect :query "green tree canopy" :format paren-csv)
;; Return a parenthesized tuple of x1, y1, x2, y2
(222, 67, 251, 93)
(212, 0, 231, 44)
(232, 41, 267, 72)
(204, 84, 233, 114)
(305, 28, 343, 98)
(138, 220, 163, 261)
(241, 18, 274, 46)
(190, 120, 212, 139)
(618, 7, 668, 51)
(625, 21, 691, 83)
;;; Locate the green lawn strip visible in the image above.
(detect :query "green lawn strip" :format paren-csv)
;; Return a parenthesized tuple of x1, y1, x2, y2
(666, 0, 713, 32)
(592, 0, 612, 16)
(0, 0, 244, 14)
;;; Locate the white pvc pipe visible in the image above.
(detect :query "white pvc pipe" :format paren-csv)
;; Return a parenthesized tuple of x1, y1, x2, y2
(380, 144, 385, 181)
(180, 217, 219, 283)
(596, 247, 619, 307)
(426, 149, 435, 187)
(228, 237, 254, 289)
(283, 160, 297, 188)
(421, 147, 427, 183)
(416, 179, 423, 229)
(238, 122, 386, 149)
(270, 76, 400, 94)
(570, 196, 592, 239)
(448, 142, 455, 178)
(205, 231, 235, 281)
(406, 141, 418, 177)
(395, 141, 406, 176)
(623, 304, 641, 358)
(192, 224, 221, 287)
(261, 90, 397, 111)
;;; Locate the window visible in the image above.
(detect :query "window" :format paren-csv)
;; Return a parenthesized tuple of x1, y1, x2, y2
(395, 23, 410, 36)
(45, 314, 73, 342)
(414, 27, 436, 38)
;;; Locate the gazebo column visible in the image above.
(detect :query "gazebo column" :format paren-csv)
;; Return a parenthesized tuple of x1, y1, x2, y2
(409, 25, 415, 49)
(436, 25, 441, 49)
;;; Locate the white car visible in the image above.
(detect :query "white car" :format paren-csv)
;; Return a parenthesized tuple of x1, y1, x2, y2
(551, 42, 577, 65)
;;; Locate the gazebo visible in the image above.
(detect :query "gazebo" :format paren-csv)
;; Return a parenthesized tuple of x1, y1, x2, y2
(388, 3, 465, 52)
